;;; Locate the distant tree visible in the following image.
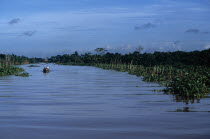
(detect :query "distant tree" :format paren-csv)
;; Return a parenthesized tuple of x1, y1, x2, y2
(74, 51, 79, 56)
(136, 46, 144, 54)
(94, 48, 107, 55)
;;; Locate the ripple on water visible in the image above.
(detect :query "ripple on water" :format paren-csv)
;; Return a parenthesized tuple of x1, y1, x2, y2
(0, 64, 210, 139)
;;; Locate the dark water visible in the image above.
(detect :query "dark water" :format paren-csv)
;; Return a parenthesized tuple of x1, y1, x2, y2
(0, 64, 210, 139)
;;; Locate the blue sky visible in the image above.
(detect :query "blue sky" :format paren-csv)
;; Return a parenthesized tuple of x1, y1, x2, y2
(0, 0, 210, 57)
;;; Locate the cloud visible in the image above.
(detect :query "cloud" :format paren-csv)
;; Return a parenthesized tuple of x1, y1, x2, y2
(8, 18, 21, 25)
(103, 44, 137, 54)
(203, 44, 210, 49)
(173, 40, 180, 45)
(56, 26, 103, 32)
(135, 22, 156, 30)
(185, 29, 210, 34)
(185, 29, 200, 34)
(22, 31, 36, 37)
(202, 31, 210, 34)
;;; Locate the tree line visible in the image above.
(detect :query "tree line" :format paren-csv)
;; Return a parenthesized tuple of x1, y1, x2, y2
(0, 54, 43, 68)
(1, 48, 210, 67)
(48, 48, 210, 67)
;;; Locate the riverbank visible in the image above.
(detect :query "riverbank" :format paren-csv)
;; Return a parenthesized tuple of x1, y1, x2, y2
(97, 64, 209, 98)
(48, 49, 210, 102)
(58, 63, 210, 102)
(0, 66, 24, 76)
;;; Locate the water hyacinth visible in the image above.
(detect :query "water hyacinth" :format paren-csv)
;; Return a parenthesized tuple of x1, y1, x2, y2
(0, 67, 24, 76)
(165, 72, 210, 98)
(15, 72, 30, 77)
(94, 63, 210, 101)
(48, 48, 210, 102)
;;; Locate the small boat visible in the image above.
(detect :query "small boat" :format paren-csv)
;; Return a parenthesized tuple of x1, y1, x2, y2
(43, 66, 50, 73)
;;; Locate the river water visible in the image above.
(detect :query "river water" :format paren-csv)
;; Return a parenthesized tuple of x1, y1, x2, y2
(0, 64, 209, 139)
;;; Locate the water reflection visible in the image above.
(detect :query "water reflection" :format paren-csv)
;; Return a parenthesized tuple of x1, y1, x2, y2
(173, 95, 201, 104)
(171, 107, 210, 112)
(175, 107, 191, 112)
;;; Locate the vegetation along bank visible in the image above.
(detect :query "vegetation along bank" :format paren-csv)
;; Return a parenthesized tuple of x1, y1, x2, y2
(0, 54, 40, 76)
(1, 48, 209, 102)
(48, 48, 210, 102)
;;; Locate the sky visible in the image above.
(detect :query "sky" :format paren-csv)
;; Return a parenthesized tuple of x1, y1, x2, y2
(0, 0, 210, 57)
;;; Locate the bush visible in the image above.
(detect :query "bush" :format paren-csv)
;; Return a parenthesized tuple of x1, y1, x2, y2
(165, 73, 210, 98)
(0, 67, 24, 76)
(15, 72, 30, 77)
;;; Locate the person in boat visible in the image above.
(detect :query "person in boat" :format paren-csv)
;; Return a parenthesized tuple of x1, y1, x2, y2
(43, 66, 50, 72)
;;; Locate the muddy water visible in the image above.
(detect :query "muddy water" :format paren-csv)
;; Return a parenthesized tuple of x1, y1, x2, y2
(0, 64, 209, 139)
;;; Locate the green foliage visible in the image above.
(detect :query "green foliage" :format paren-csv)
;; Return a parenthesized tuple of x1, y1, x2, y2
(165, 72, 210, 98)
(94, 48, 107, 55)
(0, 67, 24, 76)
(47, 48, 210, 101)
(28, 64, 40, 67)
(0, 53, 44, 67)
(15, 72, 30, 77)
(49, 48, 210, 67)
(0, 53, 39, 77)
(95, 64, 210, 100)
(0, 53, 44, 79)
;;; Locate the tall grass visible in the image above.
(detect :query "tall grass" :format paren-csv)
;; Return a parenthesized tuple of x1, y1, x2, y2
(0, 54, 25, 76)
(94, 63, 210, 101)
(0, 67, 24, 76)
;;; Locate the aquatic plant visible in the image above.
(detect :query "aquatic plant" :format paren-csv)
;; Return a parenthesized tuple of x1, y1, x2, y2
(15, 72, 30, 77)
(94, 63, 210, 100)
(165, 72, 210, 98)
(0, 53, 42, 77)
(47, 48, 210, 102)
(0, 67, 24, 76)
(28, 64, 40, 67)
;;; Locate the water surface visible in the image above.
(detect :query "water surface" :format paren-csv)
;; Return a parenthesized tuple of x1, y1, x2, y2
(0, 64, 210, 139)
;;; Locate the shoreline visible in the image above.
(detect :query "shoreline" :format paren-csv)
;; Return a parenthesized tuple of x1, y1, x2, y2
(57, 63, 210, 103)
(0, 66, 24, 76)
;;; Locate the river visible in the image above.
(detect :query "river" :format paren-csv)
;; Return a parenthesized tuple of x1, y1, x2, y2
(0, 64, 209, 139)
